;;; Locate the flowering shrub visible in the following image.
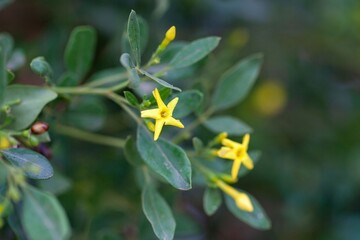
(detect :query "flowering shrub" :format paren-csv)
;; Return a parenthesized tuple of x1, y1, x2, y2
(0, 10, 270, 239)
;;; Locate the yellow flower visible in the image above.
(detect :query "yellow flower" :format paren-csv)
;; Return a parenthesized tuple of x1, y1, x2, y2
(141, 88, 184, 141)
(160, 26, 176, 50)
(215, 179, 253, 212)
(0, 136, 11, 150)
(217, 134, 253, 181)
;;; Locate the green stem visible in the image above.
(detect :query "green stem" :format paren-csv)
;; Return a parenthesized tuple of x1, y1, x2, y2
(84, 72, 128, 88)
(55, 124, 125, 148)
(172, 107, 215, 144)
(51, 86, 109, 95)
(106, 92, 141, 124)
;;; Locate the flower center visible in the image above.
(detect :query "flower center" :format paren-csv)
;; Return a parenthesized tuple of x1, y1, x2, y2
(235, 148, 244, 158)
(160, 109, 169, 118)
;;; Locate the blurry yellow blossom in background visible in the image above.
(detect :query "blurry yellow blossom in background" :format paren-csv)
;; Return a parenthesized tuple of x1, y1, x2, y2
(252, 80, 287, 116)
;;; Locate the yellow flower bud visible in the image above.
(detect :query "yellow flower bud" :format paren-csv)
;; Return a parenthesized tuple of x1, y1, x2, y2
(165, 26, 176, 41)
(0, 136, 11, 150)
(215, 179, 253, 212)
(146, 121, 155, 132)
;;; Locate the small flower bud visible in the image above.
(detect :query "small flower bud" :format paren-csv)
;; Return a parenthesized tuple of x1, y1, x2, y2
(29, 136, 39, 147)
(31, 121, 49, 135)
(0, 137, 11, 150)
(165, 26, 176, 41)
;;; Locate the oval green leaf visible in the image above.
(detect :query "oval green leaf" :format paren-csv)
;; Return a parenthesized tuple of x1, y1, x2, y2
(0, 46, 6, 107)
(124, 136, 143, 166)
(204, 116, 252, 136)
(22, 185, 71, 240)
(127, 10, 141, 66)
(139, 69, 181, 92)
(169, 37, 220, 69)
(4, 85, 57, 130)
(203, 187, 222, 216)
(225, 189, 271, 230)
(136, 124, 192, 190)
(64, 26, 97, 84)
(142, 185, 176, 240)
(172, 90, 203, 118)
(212, 54, 263, 110)
(124, 91, 140, 107)
(1, 148, 53, 179)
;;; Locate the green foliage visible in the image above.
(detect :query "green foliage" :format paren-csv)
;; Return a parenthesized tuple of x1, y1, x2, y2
(203, 187, 222, 216)
(172, 90, 203, 118)
(0, 46, 6, 107)
(139, 69, 181, 92)
(169, 37, 221, 68)
(225, 190, 271, 230)
(1, 148, 53, 179)
(142, 185, 176, 240)
(124, 91, 140, 107)
(22, 185, 71, 240)
(64, 26, 97, 85)
(204, 116, 252, 136)
(3, 85, 57, 130)
(212, 54, 263, 110)
(137, 125, 192, 190)
(30, 57, 53, 83)
(127, 10, 141, 66)
(120, 53, 140, 88)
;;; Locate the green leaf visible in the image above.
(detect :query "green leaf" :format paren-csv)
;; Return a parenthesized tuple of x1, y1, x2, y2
(0, 160, 8, 184)
(225, 190, 271, 230)
(142, 185, 176, 240)
(212, 54, 263, 110)
(120, 53, 140, 88)
(30, 56, 53, 82)
(0, 46, 6, 107)
(139, 69, 181, 92)
(169, 37, 220, 69)
(203, 187, 222, 216)
(1, 148, 53, 179)
(7, 49, 26, 71)
(0, 33, 13, 57)
(62, 96, 107, 131)
(192, 137, 204, 154)
(204, 116, 252, 136)
(88, 68, 127, 88)
(124, 136, 143, 166)
(64, 26, 97, 84)
(38, 171, 72, 195)
(122, 16, 149, 55)
(172, 90, 203, 118)
(0, 0, 14, 11)
(22, 185, 71, 240)
(124, 91, 139, 107)
(137, 124, 192, 190)
(4, 85, 57, 130)
(127, 10, 141, 66)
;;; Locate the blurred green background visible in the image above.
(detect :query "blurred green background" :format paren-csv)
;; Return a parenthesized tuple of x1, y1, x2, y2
(1, 0, 360, 239)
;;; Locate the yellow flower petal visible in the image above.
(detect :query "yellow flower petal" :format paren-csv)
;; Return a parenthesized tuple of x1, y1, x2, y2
(217, 147, 236, 160)
(231, 157, 242, 180)
(222, 138, 241, 149)
(152, 88, 166, 109)
(242, 134, 250, 150)
(165, 117, 184, 128)
(141, 109, 160, 119)
(166, 97, 179, 114)
(154, 119, 165, 141)
(242, 153, 254, 170)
